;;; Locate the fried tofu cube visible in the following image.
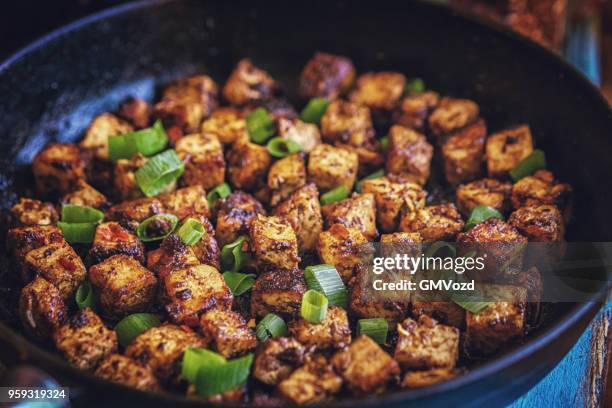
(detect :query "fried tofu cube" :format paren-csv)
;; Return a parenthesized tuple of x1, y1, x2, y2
(278, 355, 343, 405)
(159, 185, 210, 219)
(147, 234, 201, 279)
(486, 125, 534, 178)
(386, 125, 433, 185)
(401, 368, 458, 388)
(9, 198, 58, 227)
(307, 144, 358, 192)
(320, 100, 375, 148)
(361, 177, 427, 232)
(105, 197, 164, 232)
(321, 193, 378, 240)
(214, 192, 265, 247)
(394, 316, 459, 370)
(349, 72, 406, 112)
(61, 179, 108, 209)
(267, 153, 306, 206)
(289, 306, 351, 350)
(273, 183, 323, 253)
(392, 91, 440, 132)
(200, 309, 257, 358)
(125, 324, 206, 385)
(379, 232, 422, 259)
(249, 214, 300, 270)
(508, 204, 564, 242)
(162, 264, 233, 327)
(113, 153, 149, 200)
(256, 97, 298, 121)
(6, 225, 64, 264)
(89, 254, 158, 320)
(428, 97, 479, 137)
(80, 113, 134, 160)
(223, 59, 276, 106)
(277, 118, 322, 153)
(317, 224, 369, 283)
(399, 203, 464, 242)
(441, 119, 487, 186)
(117, 97, 152, 129)
(411, 298, 466, 329)
(464, 284, 527, 356)
(32, 143, 86, 197)
(88, 221, 145, 265)
(251, 268, 307, 318)
(456, 178, 512, 218)
(331, 335, 400, 395)
(95, 354, 160, 391)
(510, 170, 573, 220)
(253, 337, 307, 386)
(175, 133, 225, 189)
(299, 52, 355, 100)
(19, 276, 67, 340)
(335, 142, 385, 174)
(201, 107, 247, 145)
(227, 140, 272, 191)
(53, 308, 118, 370)
(23, 242, 86, 299)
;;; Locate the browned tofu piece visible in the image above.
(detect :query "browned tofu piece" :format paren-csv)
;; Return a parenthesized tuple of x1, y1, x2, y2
(277, 117, 322, 153)
(53, 308, 117, 370)
(349, 72, 406, 112)
(201, 107, 247, 145)
(256, 97, 298, 121)
(386, 125, 433, 185)
(223, 59, 276, 106)
(267, 153, 306, 206)
(117, 97, 152, 129)
(299, 52, 355, 100)
(317, 224, 369, 283)
(411, 298, 466, 329)
(80, 113, 134, 160)
(441, 119, 487, 186)
(88, 221, 145, 265)
(227, 140, 272, 191)
(175, 133, 225, 190)
(508, 204, 564, 242)
(321, 193, 378, 240)
(159, 185, 210, 219)
(464, 284, 527, 356)
(320, 100, 375, 148)
(251, 268, 307, 318)
(105, 197, 164, 232)
(125, 324, 206, 385)
(392, 91, 440, 132)
(394, 316, 459, 370)
(253, 337, 307, 386)
(307, 144, 358, 191)
(113, 153, 149, 200)
(32, 143, 85, 197)
(214, 191, 265, 247)
(162, 264, 232, 327)
(273, 183, 323, 254)
(278, 355, 343, 405)
(6, 225, 64, 264)
(331, 335, 400, 395)
(289, 306, 351, 350)
(95, 354, 160, 391)
(401, 368, 458, 388)
(428, 97, 479, 137)
(399, 203, 464, 242)
(182, 214, 221, 270)
(153, 75, 218, 135)
(379, 232, 422, 258)
(249, 214, 300, 270)
(335, 142, 385, 174)
(486, 125, 534, 178)
(19, 276, 67, 340)
(9, 198, 58, 227)
(147, 234, 201, 279)
(23, 242, 86, 299)
(61, 179, 108, 209)
(89, 254, 158, 320)
(510, 170, 573, 220)
(361, 177, 427, 233)
(456, 178, 512, 218)
(200, 309, 257, 358)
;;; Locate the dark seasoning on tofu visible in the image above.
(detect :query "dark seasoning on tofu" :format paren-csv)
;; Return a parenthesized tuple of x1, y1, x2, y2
(2, 52, 573, 404)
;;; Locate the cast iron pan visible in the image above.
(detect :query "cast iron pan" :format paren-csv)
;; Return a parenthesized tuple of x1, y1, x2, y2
(0, 0, 610, 407)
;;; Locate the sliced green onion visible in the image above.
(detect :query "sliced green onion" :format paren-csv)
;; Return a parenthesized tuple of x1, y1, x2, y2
(451, 291, 491, 314)
(223, 272, 256, 296)
(320, 185, 349, 205)
(300, 97, 330, 125)
(424, 241, 457, 259)
(266, 137, 303, 158)
(207, 182, 231, 208)
(61, 204, 104, 223)
(355, 169, 385, 193)
(379, 136, 389, 152)
(58, 222, 97, 244)
(135, 149, 184, 197)
(256, 313, 289, 341)
(115, 313, 161, 347)
(195, 353, 253, 397)
(136, 213, 179, 242)
(357, 318, 388, 344)
(182, 348, 226, 383)
(405, 78, 425, 94)
(304, 264, 348, 309)
(108, 119, 168, 161)
(75, 281, 95, 310)
(465, 205, 505, 230)
(221, 236, 250, 272)
(509, 149, 546, 182)
(178, 218, 205, 246)
(246, 107, 275, 144)
(300, 289, 328, 324)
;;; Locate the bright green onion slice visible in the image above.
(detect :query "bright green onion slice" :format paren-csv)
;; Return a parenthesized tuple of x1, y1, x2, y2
(178, 218, 205, 246)
(115, 313, 161, 347)
(451, 291, 491, 314)
(379, 136, 389, 152)
(357, 318, 388, 344)
(221, 236, 250, 272)
(195, 353, 254, 397)
(182, 348, 226, 383)
(465, 205, 505, 230)
(320, 185, 349, 205)
(135, 149, 184, 197)
(509, 149, 546, 182)
(256, 313, 289, 341)
(136, 213, 179, 242)
(405, 78, 425, 94)
(108, 119, 168, 161)
(58, 222, 97, 244)
(300, 290, 328, 324)
(222, 272, 256, 296)
(355, 169, 385, 193)
(75, 281, 95, 310)
(300, 97, 330, 125)
(207, 182, 231, 208)
(424, 241, 457, 259)
(266, 137, 303, 158)
(61, 204, 104, 223)
(304, 264, 348, 309)
(246, 107, 275, 144)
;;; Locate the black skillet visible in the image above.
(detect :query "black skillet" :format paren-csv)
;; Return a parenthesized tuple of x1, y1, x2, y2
(0, 0, 611, 407)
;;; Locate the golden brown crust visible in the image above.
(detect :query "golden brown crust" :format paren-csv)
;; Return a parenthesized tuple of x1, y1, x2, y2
(386, 125, 433, 186)
(19, 276, 67, 340)
(95, 354, 160, 391)
(10, 198, 59, 228)
(441, 119, 487, 186)
(299, 52, 355, 100)
(278, 355, 343, 405)
(253, 337, 307, 386)
(321, 193, 378, 241)
(289, 306, 351, 350)
(223, 59, 276, 106)
(399, 203, 464, 242)
(456, 178, 512, 217)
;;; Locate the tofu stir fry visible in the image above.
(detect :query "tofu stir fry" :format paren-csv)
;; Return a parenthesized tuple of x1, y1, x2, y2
(7, 52, 573, 404)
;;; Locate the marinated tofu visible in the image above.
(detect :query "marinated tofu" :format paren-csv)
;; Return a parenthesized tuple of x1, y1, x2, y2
(182, 214, 221, 270)
(223, 59, 276, 106)
(320, 100, 375, 148)
(386, 125, 433, 185)
(299, 52, 355, 100)
(113, 153, 149, 200)
(214, 191, 265, 247)
(105, 197, 164, 232)
(401, 368, 458, 388)
(392, 91, 440, 132)
(19, 276, 67, 340)
(200, 309, 257, 358)
(159, 185, 210, 219)
(456, 178, 512, 218)
(32, 143, 86, 197)
(95, 354, 160, 391)
(289, 306, 351, 350)
(428, 97, 479, 137)
(441, 119, 487, 186)
(317, 224, 370, 283)
(349, 72, 406, 112)
(201, 107, 247, 145)
(227, 140, 272, 191)
(249, 214, 300, 271)
(6, 225, 64, 265)
(117, 97, 152, 129)
(508, 204, 564, 242)
(88, 222, 145, 265)
(277, 117, 322, 153)
(510, 170, 572, 220)
(175, 133, 225, 190)
(399, 203, 464, 242)
(9, 198, 58, 227)
(253, 337, 307, 386)
(251, 268, 307, 318)
(307, 143, 359, 191)
(80, 113, 133, 160)
(411, 298, 466, 329)
(61, 179, 108, 209)
(321, 193, 378, 240)
(267, 153, 306, 206)
(278, 355, 343, 405)
(486, 125, 533, 178)
(147, 234, 201, 279)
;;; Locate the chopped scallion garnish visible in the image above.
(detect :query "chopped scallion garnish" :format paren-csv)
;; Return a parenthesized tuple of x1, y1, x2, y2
(207, 182, 231, 208)
(182, 348, 226, 383)
(256, 313, 289, 341)
(320, 185, 349, 205)
(178, 218, 205, 246)
(304, 264, 348, 309)
(266, 137, 303, 158)
(357, 318, 388, 344)
(405, 78, 425, 94)
(108, 119, 168, 161)
(379, 136, 389, 152)
(115, 313, 161, 347)
(58, 204, 105, 244)
(246, 107, 275, 144)
(222, 271, 256, 296)
(136, 213, 179, 242)
(300, 290, 328, 324)
(135, 149, 184, 197)
(465, 205, 504, 230)
(509, 149, 546, 182)
(75, 281, 95, 310)
(61, 204, 104, 223)
(221, 236, 250, 272)
(300, 97, 330, 125)
(355, 169, 385, 193)
(195, 353, 253, 397)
